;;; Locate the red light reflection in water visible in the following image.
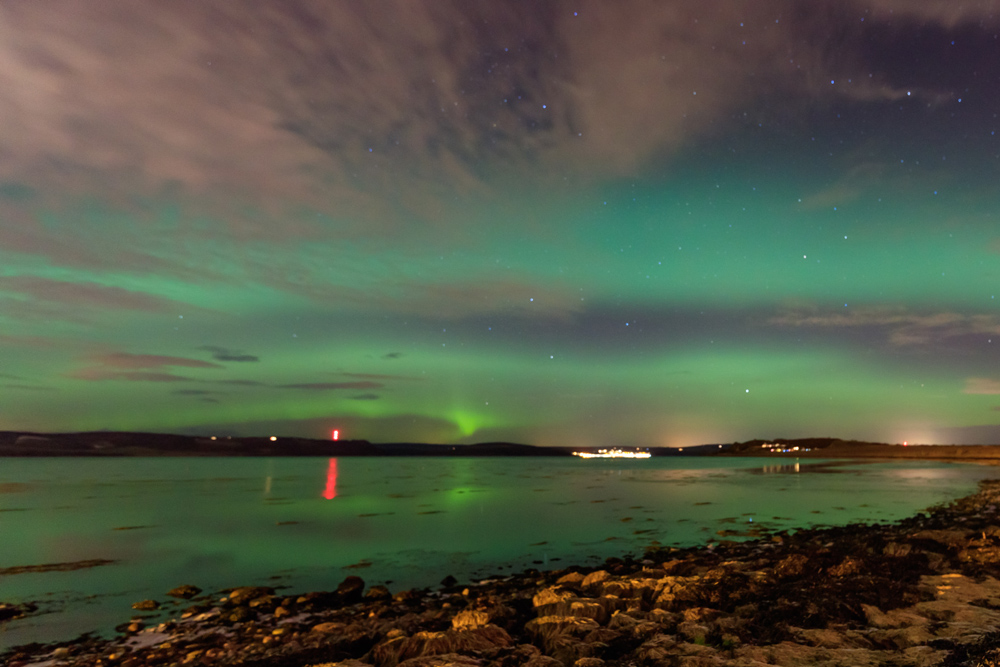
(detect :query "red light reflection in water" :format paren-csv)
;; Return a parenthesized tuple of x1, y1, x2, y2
(323, 458, 338, 499)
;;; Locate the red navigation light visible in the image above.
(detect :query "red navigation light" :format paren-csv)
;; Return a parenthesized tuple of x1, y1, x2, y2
(332, 429, 340, 441)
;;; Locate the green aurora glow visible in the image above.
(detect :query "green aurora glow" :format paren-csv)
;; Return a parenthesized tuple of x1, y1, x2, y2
(1, 2, 999, 446)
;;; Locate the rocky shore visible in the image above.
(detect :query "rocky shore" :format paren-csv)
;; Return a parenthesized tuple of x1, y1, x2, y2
(9, 481, 1000, 667)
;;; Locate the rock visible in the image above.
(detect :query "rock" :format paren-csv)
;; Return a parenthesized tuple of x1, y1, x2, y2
(653, 576, 700, 608)
(661, 559, 697, 576)
(314, 622, 346, 634)
(440, 575, 458, 588)
(228, 586, 275, 605)
(167, 584, 202, 599)
(451, 609, 490, 630)
(131, 599, 159, 611)
(533, 586, 574, 607)
(395, 589, 425, 603)
(366, 585, 393, 601)
(338, 576, 367, 603)
(883, 542, 912, 557)
(910, 529, 972, 549)
(557, 571, 586, 586)
(676, 620, 710, 643)
(581, 570, 610, 589)
(774, 553, 809, 578)
(635, 635, 679, 663)
(227, 606, 253, 623)
(249, 594, 278, 609)
(370, 626, 510, 667)
(0, 602, 36, 622)
(573, 658, 605, 667)
(525, 615, 600, 643)
(682, 606, 720, 623)
(827, 557, 863, 577)
(397, 655, 482, 667)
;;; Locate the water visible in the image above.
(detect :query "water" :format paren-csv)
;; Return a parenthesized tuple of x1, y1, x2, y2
(0, 456, 995, 649)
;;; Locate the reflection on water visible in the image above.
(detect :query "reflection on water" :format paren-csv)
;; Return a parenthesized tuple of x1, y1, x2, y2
(760, 462, 800, 474)
(323, 458, 338, 499)
(0, 456, 996, 649)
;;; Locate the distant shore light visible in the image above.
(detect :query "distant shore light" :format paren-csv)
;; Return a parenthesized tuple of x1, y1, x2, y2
(332, 429, 340, 441)
(270, 436, 277, 441)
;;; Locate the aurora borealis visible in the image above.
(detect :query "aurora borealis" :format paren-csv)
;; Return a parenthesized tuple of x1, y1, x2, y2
(1, 1, 999, 447)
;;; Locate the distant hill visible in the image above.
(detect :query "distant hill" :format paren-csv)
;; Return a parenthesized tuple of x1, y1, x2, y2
(0, 431, 575, 457)
(719, 437, 1000, 460)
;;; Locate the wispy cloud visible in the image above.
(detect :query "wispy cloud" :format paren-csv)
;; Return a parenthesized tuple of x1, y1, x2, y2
(67, 369, 194, 382)
(214, 379, 267, 386)
(1, 384, 57, 392)
(0, 276, 189, 313)
(342, 372, 423, 381)
(199, 346, 259, 363)
(278, 381, 383, 391)
(92, 352, 223, 370)
(964, 378, 1000, 395)
(770, 306, 1000, 346)
(67, 351, 222, 382)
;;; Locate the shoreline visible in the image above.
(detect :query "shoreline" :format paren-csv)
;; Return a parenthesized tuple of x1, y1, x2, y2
(7, 480, 1000, 666)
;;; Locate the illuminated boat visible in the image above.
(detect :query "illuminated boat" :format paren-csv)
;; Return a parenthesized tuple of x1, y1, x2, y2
(572, 448, 651, 459)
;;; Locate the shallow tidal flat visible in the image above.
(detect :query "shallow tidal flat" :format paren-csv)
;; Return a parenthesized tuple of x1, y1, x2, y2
(9, 480, 1000, 666)
(1, 457, 998, 663)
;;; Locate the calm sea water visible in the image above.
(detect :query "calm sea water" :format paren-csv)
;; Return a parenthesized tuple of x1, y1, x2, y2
(0, 456, 996, 649)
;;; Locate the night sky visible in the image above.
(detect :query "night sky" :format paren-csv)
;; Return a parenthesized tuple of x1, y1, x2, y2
(2, 1, 1000, 447)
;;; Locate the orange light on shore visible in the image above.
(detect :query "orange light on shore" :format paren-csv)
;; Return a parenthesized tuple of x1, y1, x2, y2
(332, 429, 340, 441)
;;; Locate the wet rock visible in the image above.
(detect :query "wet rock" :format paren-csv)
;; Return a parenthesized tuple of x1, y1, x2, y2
(827, 557, 863, 577)
(131, 599, 159, 611)
(226, 606, 253, 623)
(369, 625, 510, 667)
(167, 584, 202, 599)
(635, 634, 679, 663)
(397, 655, 482, 667)
(314, 621, 347, 633)
(0, 601, 37, 622)
(366, 585, 393, 601)
(338, 575, 367, 603)
(581, 570, 609, 590)
(910, 529, 972, 549)
(227, 586, 275, 606)
(395, 589, 425, 603)
(774, 553, 809, 578)
(533, 586, 574, 608)
(661, 559, 698, 576)
(450, 609, 489, 630)
(653, 575, 700, 608)
(883, 541, 913, 557)
(556, 571, 586, 587)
